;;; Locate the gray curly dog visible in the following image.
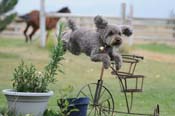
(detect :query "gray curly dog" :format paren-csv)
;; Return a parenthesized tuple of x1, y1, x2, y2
(62, 16, 133, 69)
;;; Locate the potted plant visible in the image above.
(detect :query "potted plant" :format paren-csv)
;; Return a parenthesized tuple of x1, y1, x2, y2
(2, 23, 65, 116)
(58, 97, 89, 116)
(44, 86, 90, 116)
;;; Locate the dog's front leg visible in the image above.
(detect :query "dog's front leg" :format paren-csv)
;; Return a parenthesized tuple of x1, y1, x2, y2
(90, 49, 110, 69)
(112, 49, 122, 70)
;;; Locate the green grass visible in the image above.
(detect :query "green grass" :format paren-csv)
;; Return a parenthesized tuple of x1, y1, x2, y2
(135, 43, 175, 54)
(0, 37, 175, 115)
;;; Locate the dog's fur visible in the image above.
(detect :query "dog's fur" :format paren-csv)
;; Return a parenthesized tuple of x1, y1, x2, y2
(62, 16, 133, 69)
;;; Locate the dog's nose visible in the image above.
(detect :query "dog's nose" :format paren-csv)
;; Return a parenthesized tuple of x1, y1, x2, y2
(111, 37, 122, 46)
(115, 37, 121, 42)
(116, 39, 121, 42)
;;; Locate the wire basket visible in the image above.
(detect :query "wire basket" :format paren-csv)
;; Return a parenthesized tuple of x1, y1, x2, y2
(112, 55, 145, 93)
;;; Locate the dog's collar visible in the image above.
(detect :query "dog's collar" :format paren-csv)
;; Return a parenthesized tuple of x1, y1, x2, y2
(99, 46, 105, 51)
(98, 33, 109, 52)
(99, 45, 110, 52)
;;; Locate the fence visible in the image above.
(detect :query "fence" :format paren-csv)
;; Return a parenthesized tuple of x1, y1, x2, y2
(1, 1, 175, 47)
(1, 15, 174, 42)
(38, 12, 175, 43)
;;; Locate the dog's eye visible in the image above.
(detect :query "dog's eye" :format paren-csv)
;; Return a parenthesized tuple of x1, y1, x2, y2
(108, 31, 113, 36)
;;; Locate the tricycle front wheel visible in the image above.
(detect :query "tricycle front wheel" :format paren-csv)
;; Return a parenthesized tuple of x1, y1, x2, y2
(77, 83, 115, 116)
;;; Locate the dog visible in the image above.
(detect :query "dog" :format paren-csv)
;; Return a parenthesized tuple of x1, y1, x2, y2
(61, 16, 133, 69)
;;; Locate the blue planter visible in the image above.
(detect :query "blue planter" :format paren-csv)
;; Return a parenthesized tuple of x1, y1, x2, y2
(58, 97, 89, 116)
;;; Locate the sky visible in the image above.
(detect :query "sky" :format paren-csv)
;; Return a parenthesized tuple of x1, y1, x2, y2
(14, 0, 175, 18)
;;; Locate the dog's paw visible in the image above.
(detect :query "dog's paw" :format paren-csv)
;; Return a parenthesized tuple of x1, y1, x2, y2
(102, 55, 111, 69)
(103, 60, 110, 69)
(115, 61, 122, 70)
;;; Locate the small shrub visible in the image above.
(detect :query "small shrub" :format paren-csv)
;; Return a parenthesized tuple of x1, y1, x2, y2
(12, 23, 65, 92)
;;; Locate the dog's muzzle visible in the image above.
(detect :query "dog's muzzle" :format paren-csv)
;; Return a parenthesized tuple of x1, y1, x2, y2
(111, 37, 122, 46)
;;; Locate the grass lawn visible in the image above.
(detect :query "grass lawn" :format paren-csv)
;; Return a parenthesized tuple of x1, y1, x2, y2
(135, 43, 175, 55)
(0, 37, 175, 115)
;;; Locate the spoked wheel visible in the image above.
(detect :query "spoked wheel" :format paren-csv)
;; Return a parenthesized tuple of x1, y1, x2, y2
(77, 83, 115, 116)
(153, 104, 160, 116)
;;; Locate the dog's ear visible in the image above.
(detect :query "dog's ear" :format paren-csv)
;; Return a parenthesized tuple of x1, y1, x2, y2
(94, 15, 108, 29)
(120, 25, 133, 37)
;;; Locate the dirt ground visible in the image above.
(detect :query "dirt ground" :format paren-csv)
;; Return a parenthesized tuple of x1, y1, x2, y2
(133, 50, 175, 63)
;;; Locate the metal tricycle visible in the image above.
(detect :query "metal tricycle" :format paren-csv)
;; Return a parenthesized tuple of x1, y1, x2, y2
(77, 55, 159, 116)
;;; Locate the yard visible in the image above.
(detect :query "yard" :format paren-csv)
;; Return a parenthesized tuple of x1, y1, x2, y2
(0, 37, 175, 116)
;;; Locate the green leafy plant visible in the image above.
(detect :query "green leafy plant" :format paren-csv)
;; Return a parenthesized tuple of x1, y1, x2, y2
(0, 0, 18, 32)
(12, 23, 65, 92)
(43, 109, 60, 116)
(44, 86, 78, 116)
(57, 86, 78, 116)
(0, 107, 14, 116)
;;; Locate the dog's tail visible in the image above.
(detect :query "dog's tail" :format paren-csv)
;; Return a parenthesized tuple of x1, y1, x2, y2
(67, 19, 78, 31)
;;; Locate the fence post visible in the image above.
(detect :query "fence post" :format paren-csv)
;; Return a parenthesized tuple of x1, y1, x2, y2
(128, 4, 133, 46)
(129, 4, 133, 24)
(121, 2, 126, 24)
(40, 0, 46, 47)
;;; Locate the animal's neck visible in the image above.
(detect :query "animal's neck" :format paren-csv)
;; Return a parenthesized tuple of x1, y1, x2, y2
(57, 8, 70, 13)
(97, 30, 107, 47)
